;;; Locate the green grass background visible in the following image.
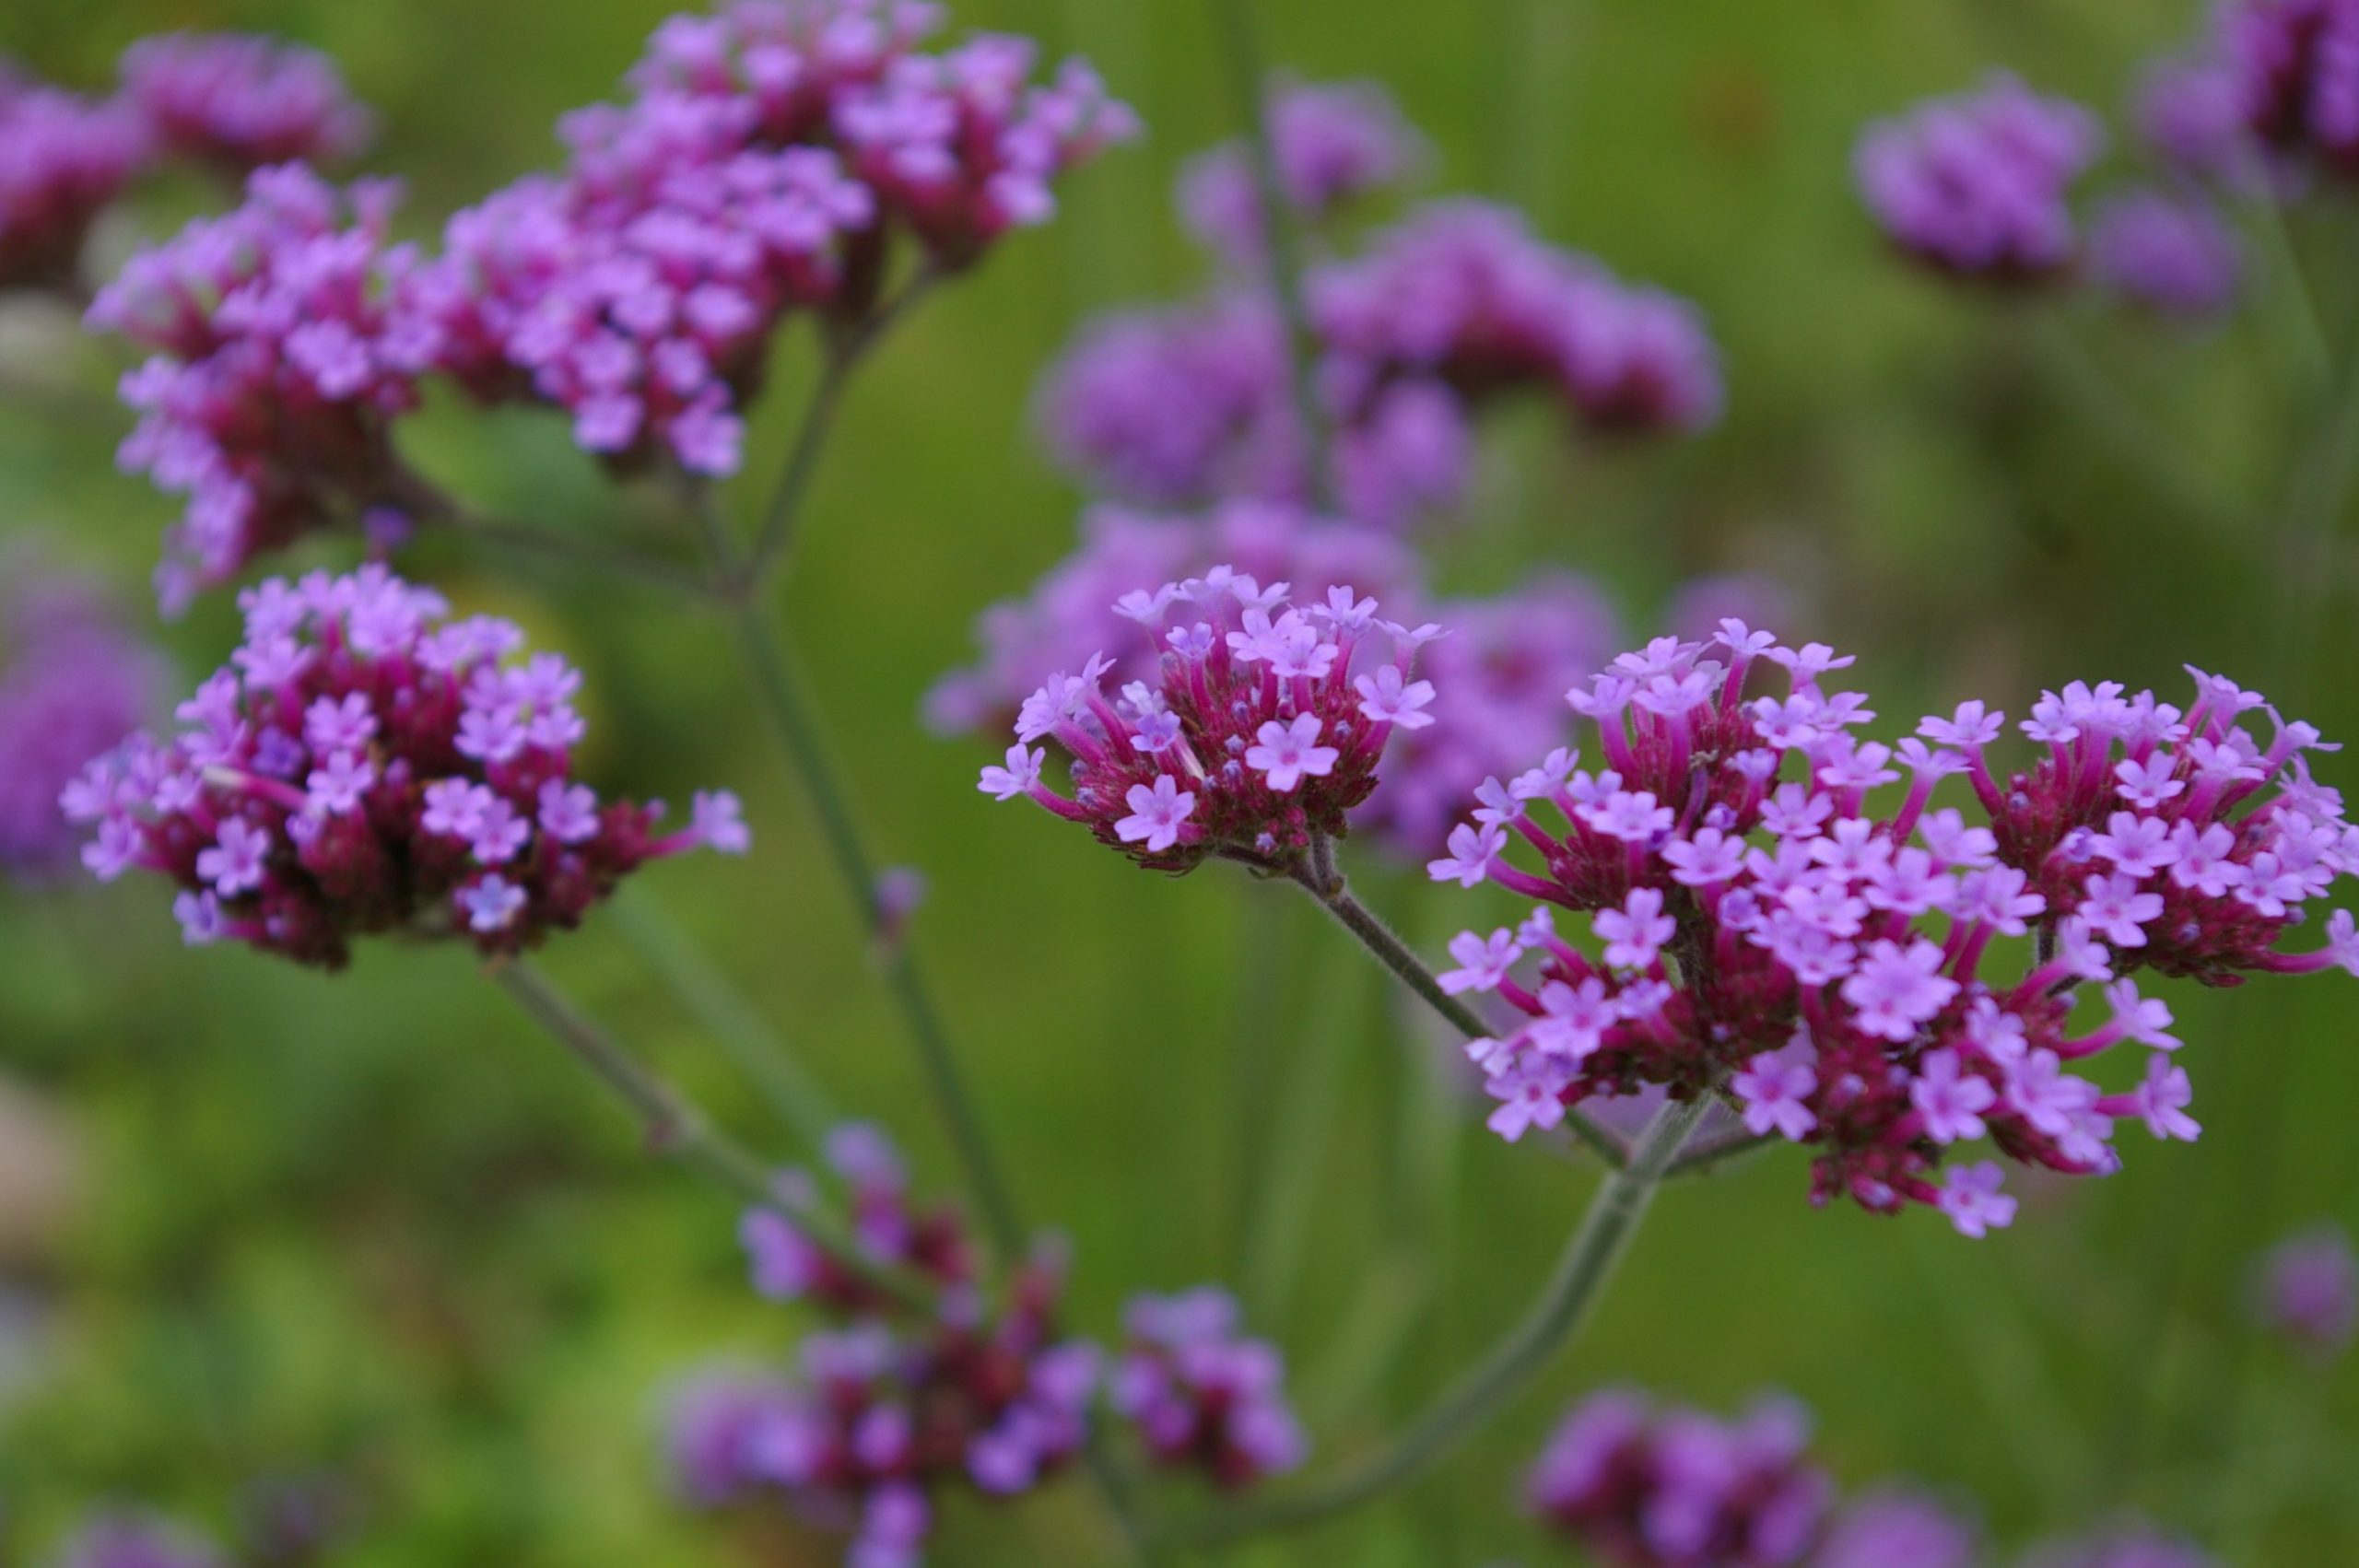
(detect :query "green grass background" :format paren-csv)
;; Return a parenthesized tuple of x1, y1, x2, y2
(0, 0, 2353, 1562)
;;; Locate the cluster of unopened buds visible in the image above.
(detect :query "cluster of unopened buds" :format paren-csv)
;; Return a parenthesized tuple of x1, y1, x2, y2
(1110, 1288, 1306, 1488)
(1428, 623, 2357, 1235)
(977, 570, 1438, 875)
(65, 567, 745, 968)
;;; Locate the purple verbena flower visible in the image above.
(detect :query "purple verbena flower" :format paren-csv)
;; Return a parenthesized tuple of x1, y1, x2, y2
(0, 559, 159, 881)
(66, 566, 739, 968)
(978, 571, 1438, 874)
(1814, 1487, 1981, 1568)
(1111, 1287, 1305, 1489)
(53, 1513, 228, 1568)
(1178, 77, 1424, 263)
(2250, 1222, 2356, 1358)
(119, 32, 374, 174)
(1527, 1389, 1833, 1567)
(1855, 73, 2104, 280)
(2223, 0, 2359, 176)
(1432, 624, 2359, 1232)
(0, 73, 147, 295)
(2091, 188, 2242, 318)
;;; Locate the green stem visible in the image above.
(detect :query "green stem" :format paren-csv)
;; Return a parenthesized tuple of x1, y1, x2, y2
(608, 887, 839, 1149)
(1661, 1126, 1771, 1178)
(1291, 863, 1627, 1168)
(719, 591, 1027, 1258)
(1161, 1093, 1710, 1545)
(1209, 0, 1334, 510)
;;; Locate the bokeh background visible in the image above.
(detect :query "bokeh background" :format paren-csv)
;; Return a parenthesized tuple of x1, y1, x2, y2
(1, 0, 2354, 1562)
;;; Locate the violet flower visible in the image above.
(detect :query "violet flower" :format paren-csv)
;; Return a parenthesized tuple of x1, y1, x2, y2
(1110, 1287, 1306, 1488)
(0, 74, 147, 295)
(1855, 74, 2105, 281)
(66, 566, 745, 969)
(2091, 188, 2242, 318)
(1178, 78, 1425, 264)
(2250, 1223, 2356, 1358)
(0, 561, 159, 882)
(1432, 623, 2359, 1233)
(118, 32, 374, 175)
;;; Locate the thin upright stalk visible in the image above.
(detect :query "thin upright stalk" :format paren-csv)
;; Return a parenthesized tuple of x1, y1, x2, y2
(1290, 860, 1627, 1168)
(609, 888, 839, 1149)
(1209, 0, 1334, 510)
(720, 592, 1027, 1257)
(1162, 1093, 1710, 1545)
(450, 511, 715, 598)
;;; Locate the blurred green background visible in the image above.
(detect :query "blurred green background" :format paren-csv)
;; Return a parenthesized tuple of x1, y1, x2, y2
(1, 0, 2354, 1562)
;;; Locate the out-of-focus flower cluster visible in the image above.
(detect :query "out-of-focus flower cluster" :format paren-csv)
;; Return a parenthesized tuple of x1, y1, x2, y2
(0, 556, 158, 882)
(1178, 77, 1425, 264)
(1527, 1390, 1832, 1566)
(1857, 65, 2248, 321)
(976, 569, 1440, 875)
(0, 32, 371, 298)
(1039, 82, 1718, 533)
(670, 1126, 1298, 1565)
(1430, 623, 2358, 1235)
(50, 1512, 229, 1568)
(88, 168, 442, 613)
(66, 567, 745, 968)
(81, 4, 1134, 609)
(1111, 1288, 1305, 1488)
(2250, 1221, 2356, 1358)
(1528, 1388, 2219, 1568)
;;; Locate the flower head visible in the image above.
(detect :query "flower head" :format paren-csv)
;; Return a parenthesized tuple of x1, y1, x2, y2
(1111, 1287, 1306, 1488)
(980, 572, 1438, 874)
(1856, 73, 2104, 279)
(68, 567, 737, 968)
(1178, 78, 1424, 263)
(2092, 188, 2242, 318)
(119, 31, 374, 174)
(1528, 1389, 1832, 1567)
(1430, 624, 2357, 1231)
(2250, 1223, 2356, 1359)
(0, 559, 159, 881)
(0, 73, 147, 295)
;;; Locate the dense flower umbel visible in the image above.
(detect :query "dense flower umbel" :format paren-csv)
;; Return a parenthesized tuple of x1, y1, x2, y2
(924, 499, 1417, 737)
(414, 2, 1133, 481)
(2090, 188, 2243, 317)
(1037, 197, 1719, 530)
(978, 573, 1439, 875)
(118, 33, 374, 175)
(1527, 1390, 1832, 1568)
(1177, 78, 1425, 264)
(682, 1125, 1099, 1568)
(1431, 624, 2359, 1234)
(1855, 74, 2105, 280)
(88, 167, 442, 613)
(2250, 1223, 2356, 1357)
(1310, 199, 1723, 436)
(0, 561, 158, 880)
(2223, 0, 2359, 174)
(0, 74, 147, 294)
(65, 568, 745, 969)
(1110, 1288, 1306, 1488)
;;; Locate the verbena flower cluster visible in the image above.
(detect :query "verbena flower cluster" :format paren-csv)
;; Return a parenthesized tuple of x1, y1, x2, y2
(0, 557, 158, 881)
(0, 70, 146, 294)
(2220, 0, 2359, 175)
(86, 4, 1133, 609)
(88, 167, 442, 613)
(51, 1514, 228, 1568)
(118, 32, 374, 175)
(1178, 78, 1425, 264)
(1109, 1288, 1306, 1488)
(675, 1126, 1082, 1567)
(1039, 80, 1719, 532)
(1529, 1388, 2221, 1568)
(977, 571, 1441, 874)
(1853, 73, 2105, 281)
(1430, 623, 2358, 1235)
(2250, 1222, 2356, 1358)
(2089, 190, 2242, 318)
(65, 567, 745, 968)
(1527, 1389, 1833, 1566)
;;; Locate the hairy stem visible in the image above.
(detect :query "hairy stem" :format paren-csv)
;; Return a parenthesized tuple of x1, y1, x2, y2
(1162, 1093, 1709, 1545)
(1209, 0, 1334, 510)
